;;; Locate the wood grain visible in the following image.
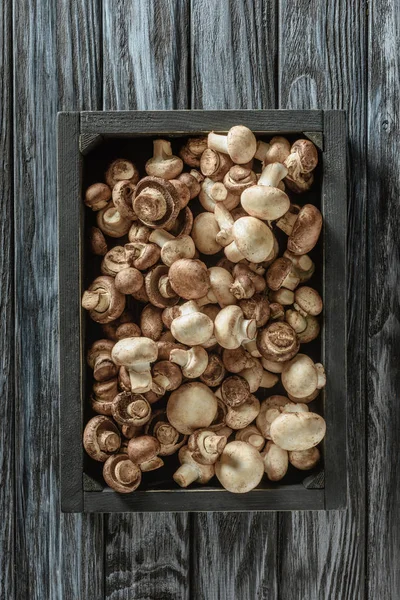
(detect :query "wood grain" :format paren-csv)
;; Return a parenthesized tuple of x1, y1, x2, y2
(278, 0, 367, 597)
(367, 0, 400, 597)
(0, 0, 14, 597)
(190, 2, 279, 598)
(102, 2, 190, 599)
(13, 1, 104, 598)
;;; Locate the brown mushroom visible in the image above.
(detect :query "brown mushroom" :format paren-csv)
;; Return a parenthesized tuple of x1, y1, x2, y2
(173, 446, 215, 487)
(145, 265, 180, 309)
(254, 136, 291, 164)
(151, 360, 183, 395)
(168, 206, 194, 237)
(276, 204, 322, 255)
(179, 137, 208, 167)
(168, 258, 211, 300)
(103, 454, 142, 493)
(115, 267, 144, 295)
(101, 309, 135, 341)
(220, 375, 251, 407)
(85, 182, 112, 211)
(235, 425, 265, 451)
(127, 435, 160, 464)
(105, 159, 139, 188)
(145, 409, 187, 456)
(285, 171, 314, 194)
(133, 176, 181, 229)
(269, 302, 285, 321)
(89, 227, 108, 256)
(111, 337, 158, 393)
(148, 229, 195, 266)
(238, 359, 279, 393)
(232, 263, 266, 293)
(200, 354, 226, 387)
(82, 276, 126, 324)
(128, 223, 152, 244)
(241, 163, 290, 221)
(256, 322, 300, 362)
(214, 305, 256, 349)
(191, 212, 223, 255)
(101, 246, 130, 277)
(269, 288, 295, 306)
(167, 382, 218, 435)
(293, 286, 323, 316)
(222, 347, 254, 374)
(83, 415, 121, 462)
(200, 148, 233, 181)
(112, 180, 136, 220)
(188, 429, 227, 465)
(156, 339, 187, 361)
(96, 204, 132, 238)
(169, 346, 209, 379)
(177, 169, 204, 199)
(140, 456, 165, 472)
(239, 294, 270, 328)
(208, 126, 257, 164)
(223, 165, 257, 196)
(111, 392, 152, 427)
(283, 250, 315, 283)
(145, 139, 183, 179)
(266, 257, 300, 291)
(297, 315, 320, 344)
(87, 339, 118, 382)
(140, 304, 163, 341)
(115, 322, 141, 340)
(285, 309, 307, 334)
(229, 273, 255, 300)
(215, 441, 264, 493)
(284, 139, 318, 181)
(289, 446, 321, 470)
(222, 394, 260, 430)
(125, 242, 161, 271)
(91, 378, 119, 415)
(170, 179, 191, 209)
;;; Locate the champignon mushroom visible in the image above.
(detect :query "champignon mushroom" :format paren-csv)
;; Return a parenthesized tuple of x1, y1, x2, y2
(276, 204, 322, 255)
(238, 358, 279, 393)
(284, 139, 318, 184)
(89, 226, 108, 256)
(83, 415, 121, 462)
(215, 441, 264, 493)
(239, 294, 270, 327)
(297, 315, 320, 344)
(261, 357, 288, 374)
(224, 217, 275, 264)
(222, 347, 254, 373)
(256, 322, 300, 362)
(148, 228, 195, 266)
(214, 305, 256, 349)
(229, 273, 255, 300)
(140, 304, 163, 341)
(256, 395, 293, 439)
(82, 276, 126, 324)
(127, 435, 160, 464)
(96, 204, 132, 238)
(128, 223, 152, 244)
(293, 286, 323, 316)
(85, 183, 112, 211)
(223, 165, 257, 196)
(179, 137, 208, 167)
(151, 360, 182, 395)
(177, 169, 204, 199)
(221, 394, 260, 430)
(125, 242, 161, 271)
(145, 265, 180, 309)
(197, 266, 237, 308)
(208, 126, 257, 164)
(145, 409, 187, 456)
(170, 301, 214, 346)
(188, 429, 227, 465)
(232, 263, 267, 293)
(266, 257, 300, 291)
(91, 378, 119, 415)
(167, 382, 218, 435)
(199, 353, 226, 387)
(133, 176, 181, 229)
(173, 446, 215, 487)
(235, 425, 265, 451)
(199, 177, 229, 212)
(283, 250, 315, 283)
(168, 258, 211, 300)
(169, 346, 209, 379)
(214, 202, 235, 247)
(200, 148, 233, 181)
(285, 171, 314, 194)
(289, 446, 321, 470)
(87, 339, 118, 382)
(111, 392, 152, 427)
(285, 309, 307, 334)
(115, 267, 144, 295)
(103, 454, 142, 493)
(281, 354, 326, 399)
(170, 179, 191, 209)
(111, 337, 158, 393)
(241, 162, 290, 221)
(101, 246, 130, 277)
(140, 456, 165, 472)
(270, 412, 326, 451)
(254, 136, 291, 164)
(218, 375, 251, 407)
(112, 180, 136, 220)
(145, 139, 183, 179)
(101, 308, 134, 341)
(269, 302, 285, 321)
(105, 159, 139, 188)
(269, 288, 295, 306)
(261, 441, 289, 481)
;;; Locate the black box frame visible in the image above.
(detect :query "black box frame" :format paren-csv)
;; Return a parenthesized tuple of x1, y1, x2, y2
(58, 110, 347, 513)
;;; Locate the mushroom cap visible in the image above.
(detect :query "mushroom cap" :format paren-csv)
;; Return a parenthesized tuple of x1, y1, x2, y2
(270, 412, 326, 451)
(223, 165, 257, 195)
(178, 171, 203, 199)
(145, 140, 183, 179)
(128, 223, 152, 243)
(103, 454, 142, 493)
(167, 382, 218, 435)
(200, 353, 226, 387)
(221, 376, 251, 407)
(289, 139, 319, 174)
(105, 159, 139, 188)
(168, 259, 211, 300)
(140, 304, 163, 341)
(227, 126, 257, 164)
(262, 441, 289, 481)
(84, 276, 126, 324)
(215, 441, 264, 493)
(140, 456, 165, 472)
(281, 354, 319, 398)
(256, 322, 300, 362)
(170, 179, 191, 209)
(287, 204, 322, 255)
(125, 242, 161, 271)
(224, 394, 260, 430)
(266, 257, 299, 291)
(111, 337, 158, 368)
(111, 392, 152, 427)
(91, 379, 119, 415)
(289, 446, 321, 470)
(179, 137, 208, 168)
(241, 185, 290, 221)
(127, 435, 161, 464)
(285, 171, 314, 194)
(297, 315, 320, 343)
(294, 286, 323, 316)
(256, 396, 293, 438)
(114, 267, 144, 295)
(208, 266, 237, 307)
(89, 226, 108, 256)
(101, 246, 129, 277)
(192, 213, 223, 255)
(161, 235, 196, 266)
(133, 176, 181, 229)
(96, 204, 131, 238)
(200, 148, 233, 180)
(85, 183, 112, 211)
(156, 339, 187, 361)
(115, 322, 142, 340)
(188, 429, 227, 465)
(83, 415, 121, 462)
(171, 312, 214, 346)
(145, 265, 180, 308)
(231, 217, 274, 263)
(239, 294, 270, 327)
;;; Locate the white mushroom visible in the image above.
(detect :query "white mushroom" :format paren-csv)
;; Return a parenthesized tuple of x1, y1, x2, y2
(215, 441, 264, 493)
(270, 412, 326, 451)
(111, 337, 158, 393)
(261, 441, 289, 481)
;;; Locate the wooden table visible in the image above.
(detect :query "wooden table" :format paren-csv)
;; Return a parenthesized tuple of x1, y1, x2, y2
(2, 1, 398, 598)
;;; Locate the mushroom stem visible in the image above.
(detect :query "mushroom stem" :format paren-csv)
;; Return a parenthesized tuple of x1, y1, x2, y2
(168, 348, 190, 368)
(173, 463, 199, 487)
(254, 140, 271, 161)
(240, 319, 257, 344)
(224, 241, 245, 263)
(258, 163, 288, 187)
(214, 202, 235, 246)
(276, 210, 298, 235)
(82, 290, 109, 312)
(154, 139, 174, 160)
(114, 459, 139, 485)
(242, 338, 262, 357)
(97, 431, 120, 453)
(149, 229, 174, 247)
(152, 373, 170, 395)
(128, 371, 153, 394)
(208, 132, 229, 155)
(158, 275, 176, 298)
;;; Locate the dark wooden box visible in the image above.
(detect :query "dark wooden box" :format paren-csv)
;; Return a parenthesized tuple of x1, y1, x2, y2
(58, 110, 347, 513)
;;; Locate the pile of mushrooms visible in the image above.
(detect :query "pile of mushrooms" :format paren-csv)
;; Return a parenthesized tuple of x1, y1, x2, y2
(82, 127, 326, 494)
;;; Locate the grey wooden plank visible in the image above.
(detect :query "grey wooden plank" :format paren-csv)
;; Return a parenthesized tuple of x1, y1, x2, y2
(13, 0, 104, 598)
(278, 1, 367, 598)
(102, 0, 189, 110)
(0, 1, 14, 598)
(190, 2, 279, 599)
(102, 2, 191, 598)
(367, 1, 400, 598)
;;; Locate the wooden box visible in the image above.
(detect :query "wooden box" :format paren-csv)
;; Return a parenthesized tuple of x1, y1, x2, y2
(58, 110, 347, 513)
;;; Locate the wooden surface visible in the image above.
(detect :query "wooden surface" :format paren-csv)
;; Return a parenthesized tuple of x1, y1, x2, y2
(5, 1, 399, 599)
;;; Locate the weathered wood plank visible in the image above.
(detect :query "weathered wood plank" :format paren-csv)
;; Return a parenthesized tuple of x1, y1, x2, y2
(190, 2, 279, 598)
(13, 1, 104, 598)
(0, 1, 14, 597)
(367, 1, 400, 598)
(278, 0, 367, 597)
(102, 2, 191, 598)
